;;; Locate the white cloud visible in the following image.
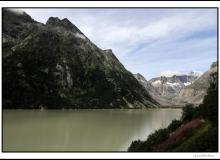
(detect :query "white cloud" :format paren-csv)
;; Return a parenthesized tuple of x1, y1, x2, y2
(8, 8, 25, 15)
(157, 70, 204, 78)
(157, 71, 183, 77)
(21, 9, 217, 79)
(74, 10, 216, 59)
(22, 9, 216, 57)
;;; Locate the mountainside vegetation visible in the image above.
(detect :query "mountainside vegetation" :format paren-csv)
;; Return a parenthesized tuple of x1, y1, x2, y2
(3, 9, 158, 109)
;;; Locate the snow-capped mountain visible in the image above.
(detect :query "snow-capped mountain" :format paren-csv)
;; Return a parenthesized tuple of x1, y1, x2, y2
(134, 72, 202, 106)
(134, 63, 217, 107)
(149, 74, 200, 97)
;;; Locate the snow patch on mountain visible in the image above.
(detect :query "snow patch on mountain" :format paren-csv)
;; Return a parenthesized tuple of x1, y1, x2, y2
(134, 70, 204, 107)
(152, 80, 162, 86)
(167, 82, 179, 86)
(184, 82, 192, 86)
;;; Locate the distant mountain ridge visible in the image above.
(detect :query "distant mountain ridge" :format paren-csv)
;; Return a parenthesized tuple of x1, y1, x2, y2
(148, 73, 200, 98)
(134, 63, 217, 107)
(149, 74, 199, 85)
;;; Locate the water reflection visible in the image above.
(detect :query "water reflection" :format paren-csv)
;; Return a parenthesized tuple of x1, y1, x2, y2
(3, 109, 181, 151)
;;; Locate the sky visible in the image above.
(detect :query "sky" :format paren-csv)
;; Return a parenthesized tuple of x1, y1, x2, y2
(22, 8, 217, 80)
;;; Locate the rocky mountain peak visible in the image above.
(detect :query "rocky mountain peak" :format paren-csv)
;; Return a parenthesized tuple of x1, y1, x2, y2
(211, 61, 217, 69)
(189, 71, 203, 77)
(103, 49, 113, 54)
(136, 73, 144, 78)
(3, 9, 157, 109)
(103, 49, 121, 64)
(46, 17, 83, 34)
(160, 76, 168, 83)
(46, 17, 60, 25)
(134, 73, 147, 82)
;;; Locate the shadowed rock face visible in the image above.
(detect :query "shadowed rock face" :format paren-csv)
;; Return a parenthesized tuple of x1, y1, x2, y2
(3, 9, 35, 38)
(2, 8, 158, 109)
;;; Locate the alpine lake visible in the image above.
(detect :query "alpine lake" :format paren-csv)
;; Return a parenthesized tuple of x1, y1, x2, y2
(3, 108, 182, 151)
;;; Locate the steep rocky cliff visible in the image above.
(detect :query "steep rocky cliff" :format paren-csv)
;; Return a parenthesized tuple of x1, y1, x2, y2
(3, 9, 158, 109)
